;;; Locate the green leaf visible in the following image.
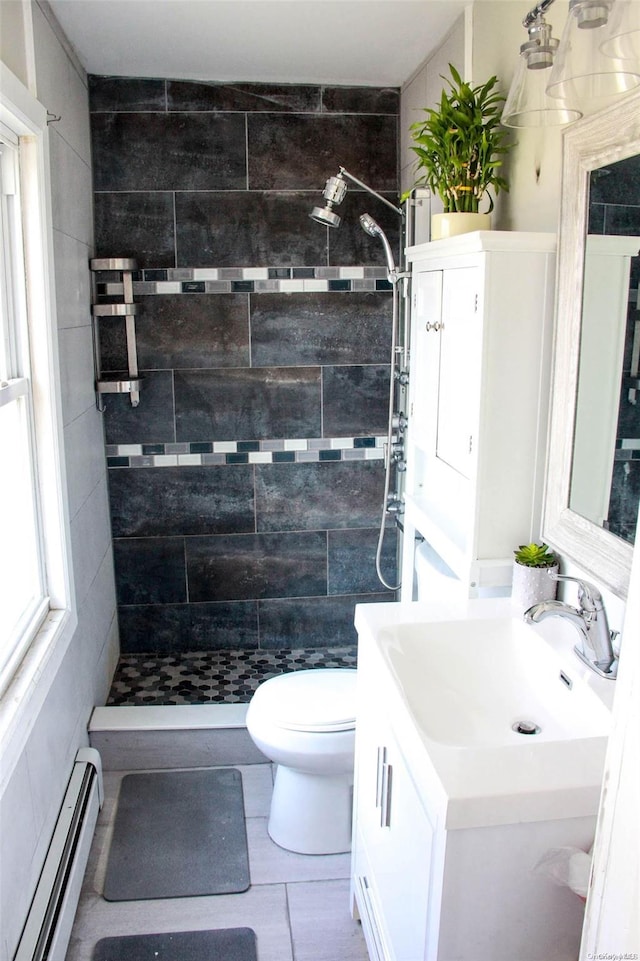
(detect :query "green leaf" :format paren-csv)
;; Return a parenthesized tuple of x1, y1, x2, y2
(404, 64, 513, 211)
(513, 543, 558, 568)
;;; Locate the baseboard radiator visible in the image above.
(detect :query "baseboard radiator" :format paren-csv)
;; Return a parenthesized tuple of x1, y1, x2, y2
(14, 748, 103, 961)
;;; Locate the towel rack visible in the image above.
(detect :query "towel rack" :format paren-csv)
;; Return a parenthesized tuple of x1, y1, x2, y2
(90, 257, 142, 411)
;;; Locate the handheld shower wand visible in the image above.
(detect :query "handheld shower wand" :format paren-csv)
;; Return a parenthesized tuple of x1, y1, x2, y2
(359, 213, 397, 281)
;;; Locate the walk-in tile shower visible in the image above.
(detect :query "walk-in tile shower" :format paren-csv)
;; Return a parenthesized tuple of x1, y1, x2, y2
(89, 77, 401, 670)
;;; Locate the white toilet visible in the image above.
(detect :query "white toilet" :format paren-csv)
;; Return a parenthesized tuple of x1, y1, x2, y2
(245, 668, 357, 855)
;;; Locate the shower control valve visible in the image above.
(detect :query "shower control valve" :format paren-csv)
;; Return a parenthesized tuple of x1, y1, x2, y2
(394, 369, 410, 386)
(391, 412, 408, 432)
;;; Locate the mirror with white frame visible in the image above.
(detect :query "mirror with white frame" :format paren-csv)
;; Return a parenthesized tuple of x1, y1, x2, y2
(543, 87, 640, 599)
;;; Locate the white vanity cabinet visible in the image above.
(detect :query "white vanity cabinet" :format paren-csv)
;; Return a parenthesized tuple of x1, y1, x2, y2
(351, 672, 435, 961)
(401, 232, 556, 600)
(351, 603, 601, 961)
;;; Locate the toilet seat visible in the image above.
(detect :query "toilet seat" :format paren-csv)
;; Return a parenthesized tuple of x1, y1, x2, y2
(249, 668, 357, 733)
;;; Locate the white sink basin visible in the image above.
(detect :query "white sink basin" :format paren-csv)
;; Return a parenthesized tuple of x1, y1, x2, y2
(379, 617, 612, 748)
(355, 599, 613, 828)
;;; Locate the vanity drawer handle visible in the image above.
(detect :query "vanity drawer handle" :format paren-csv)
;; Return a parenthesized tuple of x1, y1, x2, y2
(380, 762, 393, 829)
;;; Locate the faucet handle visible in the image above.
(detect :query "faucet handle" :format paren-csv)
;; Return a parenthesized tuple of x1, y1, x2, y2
(551, 573, 603, 612)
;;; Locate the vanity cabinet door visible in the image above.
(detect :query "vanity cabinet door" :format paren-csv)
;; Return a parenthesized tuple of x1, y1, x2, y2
(435, 267, 481, 479)
(404, 265, 481, 575)
(353, 694, 435, 961)
(411, 265, 480, 478)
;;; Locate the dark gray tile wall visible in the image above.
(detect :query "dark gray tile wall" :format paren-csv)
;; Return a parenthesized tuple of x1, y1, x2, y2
(90, 77, 400, 652)
(249, 293, 391, 366)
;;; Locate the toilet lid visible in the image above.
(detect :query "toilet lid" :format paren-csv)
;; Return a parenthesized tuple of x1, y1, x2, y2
(253, 669, 357, 733)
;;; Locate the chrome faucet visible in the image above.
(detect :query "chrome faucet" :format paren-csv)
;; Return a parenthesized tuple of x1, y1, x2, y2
(524, 574, 618, 679)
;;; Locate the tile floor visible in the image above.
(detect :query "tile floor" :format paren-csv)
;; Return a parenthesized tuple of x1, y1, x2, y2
(107, 647, 358, 705)
(67, 762, 369, 961)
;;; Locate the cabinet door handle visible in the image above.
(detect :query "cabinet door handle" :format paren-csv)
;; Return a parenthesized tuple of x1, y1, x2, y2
(380, 762, 393, 828)
(375, 746, 386, 808)
(425, 321, 443, 332)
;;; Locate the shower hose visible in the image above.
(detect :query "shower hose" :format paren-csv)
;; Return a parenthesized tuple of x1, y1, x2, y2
(375, 273, 402, 593)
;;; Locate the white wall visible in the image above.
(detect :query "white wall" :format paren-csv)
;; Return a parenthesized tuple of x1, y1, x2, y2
(0, 4, 118, 959)
(0, 0, 33, 89)
(400, 13, 466, 203)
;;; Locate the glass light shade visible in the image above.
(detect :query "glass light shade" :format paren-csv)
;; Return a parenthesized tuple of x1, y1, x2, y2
(547, 0, 640, 108)
(503, 46, 583, 127)
(599, 0, 640, 59)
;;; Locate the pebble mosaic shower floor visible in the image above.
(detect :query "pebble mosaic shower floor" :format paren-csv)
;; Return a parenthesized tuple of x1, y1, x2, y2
(107, 647, 358, 705)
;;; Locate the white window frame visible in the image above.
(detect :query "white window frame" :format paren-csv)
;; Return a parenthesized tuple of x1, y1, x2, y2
(0, 61, 77, 787)
(1, 126, 50, 687)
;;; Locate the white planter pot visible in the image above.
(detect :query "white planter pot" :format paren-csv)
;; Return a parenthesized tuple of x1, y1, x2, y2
(511, 562, 559, 615)
(431, 212, 491, 240)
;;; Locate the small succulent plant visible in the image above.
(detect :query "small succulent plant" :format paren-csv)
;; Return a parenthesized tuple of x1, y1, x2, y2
(513, 543, 558, 568)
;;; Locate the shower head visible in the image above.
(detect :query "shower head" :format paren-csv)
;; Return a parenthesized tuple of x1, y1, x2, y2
(310, 167, 403, 231)
(310, 204, 342, 228)
(309, 173, 348, 228)
(359, 213, 397, 278)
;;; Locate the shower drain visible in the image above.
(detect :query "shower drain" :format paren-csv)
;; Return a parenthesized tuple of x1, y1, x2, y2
(512, 719, 542, 736)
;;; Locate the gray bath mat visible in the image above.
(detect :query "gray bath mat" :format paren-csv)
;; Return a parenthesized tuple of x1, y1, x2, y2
(92, 928, 257, 960)
(103, 769, 250, 901)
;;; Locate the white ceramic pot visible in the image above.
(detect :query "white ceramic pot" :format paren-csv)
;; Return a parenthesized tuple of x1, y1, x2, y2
(511, 562, 559, 615)
(431, 212, 491, 240)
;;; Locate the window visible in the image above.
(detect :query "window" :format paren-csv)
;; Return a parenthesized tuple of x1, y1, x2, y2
(0, 133, 49, 690)
(0, 64, 75, 724)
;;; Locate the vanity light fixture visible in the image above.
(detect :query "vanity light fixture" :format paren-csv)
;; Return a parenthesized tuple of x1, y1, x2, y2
(502, 9, 583, 127)
(547, 0, 640, 107)
(600, 0, 640, 58)
(503, 0, 640, 128)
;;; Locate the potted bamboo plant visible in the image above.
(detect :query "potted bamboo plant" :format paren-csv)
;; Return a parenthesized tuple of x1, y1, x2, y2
(511, 542, 559, 614)
(406, 64, 512, 240)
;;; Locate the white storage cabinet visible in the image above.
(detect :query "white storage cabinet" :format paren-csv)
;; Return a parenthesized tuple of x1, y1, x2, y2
(400, 231, 557, 600)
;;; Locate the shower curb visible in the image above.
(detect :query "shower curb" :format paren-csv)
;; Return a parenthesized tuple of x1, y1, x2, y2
(89, 704, 265, 770)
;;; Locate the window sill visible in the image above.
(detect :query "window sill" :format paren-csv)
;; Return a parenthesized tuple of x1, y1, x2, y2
(0, 606, 77, 794)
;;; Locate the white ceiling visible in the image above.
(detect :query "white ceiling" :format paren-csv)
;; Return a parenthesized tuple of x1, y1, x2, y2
(47, 0, 468, 87)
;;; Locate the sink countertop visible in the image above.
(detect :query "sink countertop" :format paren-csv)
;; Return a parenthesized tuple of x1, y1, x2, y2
(355, 597, 613, 830)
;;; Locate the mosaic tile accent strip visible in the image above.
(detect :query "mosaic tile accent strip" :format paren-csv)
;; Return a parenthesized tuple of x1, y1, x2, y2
(95, 265, 392, 297)
(107, 646, 358, 705)
(106, 435, 387, 467)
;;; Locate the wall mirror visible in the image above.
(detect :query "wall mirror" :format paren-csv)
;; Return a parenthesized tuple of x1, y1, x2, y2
(543, 87, 640, 599)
